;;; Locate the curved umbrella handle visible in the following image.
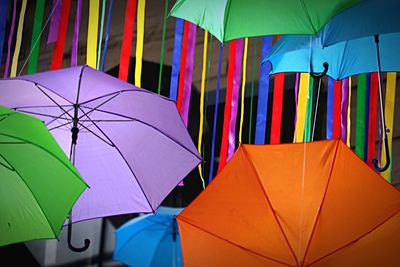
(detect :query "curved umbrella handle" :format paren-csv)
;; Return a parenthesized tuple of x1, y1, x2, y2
(67, 220, 90, 252)
(372, 129, 391, 172)
(310, 62, 329, 78)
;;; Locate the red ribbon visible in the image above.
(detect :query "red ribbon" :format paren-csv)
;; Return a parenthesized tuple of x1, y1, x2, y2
(218, 40, 237, 173)
(367, 72, 378, 167)
(118, 0, 137, 81)
(270, 73, 284, 144)
(50, 0, 71, 70)
(333, 80, 342, 139)
(176, 21, 189, 114)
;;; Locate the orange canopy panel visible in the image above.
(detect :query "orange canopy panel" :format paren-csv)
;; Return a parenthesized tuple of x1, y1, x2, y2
(177, 140, 400, 267)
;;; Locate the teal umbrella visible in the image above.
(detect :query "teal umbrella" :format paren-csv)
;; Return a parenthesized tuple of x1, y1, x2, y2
(0, 106, 87, 246)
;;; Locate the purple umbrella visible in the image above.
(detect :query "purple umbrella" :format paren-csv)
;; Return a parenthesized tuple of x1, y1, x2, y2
(0, 65, 201, 251)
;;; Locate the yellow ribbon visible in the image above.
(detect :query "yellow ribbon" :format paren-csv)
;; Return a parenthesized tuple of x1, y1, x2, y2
(294, 73, 310, 143)
(10, 0, 27, 77)
(135, 0, 146, 87)
(381, 72, 396, 182)
(197, 30, 208, 189)
(87, 0, 99, 68)
(347, 77, 352, 147)
(239, 38, 249, 144)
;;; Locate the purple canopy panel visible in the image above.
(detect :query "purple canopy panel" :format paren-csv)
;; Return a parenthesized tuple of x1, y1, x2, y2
(0, 65, 201, 223)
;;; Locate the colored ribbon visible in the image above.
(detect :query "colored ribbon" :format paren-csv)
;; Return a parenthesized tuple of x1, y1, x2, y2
(294, 73, 310, 142)
(208, 43, 223, 182)
(197, 30, 208, 187)
(270, 72, 285, 144)
(248, 40, 257, 144)
(239, 38, 248, 144)
(47, 0, 62, 44)
(176, 22, 189, 111)
(382, 72, 396, 181)
(355, 74, 367, 159)
(0, 0, 8, 71)
(347, 77, 352, 147)
(340, 78, 349, 143)
(304, 76, 314, 142)
(87, 0, 99, 68)
(135, 0, 146, 87)
(50, 0, 71, 70)
(293, 72, 300, 137)
(169, 18, 184, 101)
(27, 0, 45, 74)
(218, 40, 237, 173)
(157, 0, 169, 94)
(326, 77, 334, 139)
(2, 0, 15, 78)
(255, 36, 272, 144)
(101, 0, 113, 72)
(364, 74, 371, 161)
(367, 72, 378, 168)
(228, 38, 243, 160)
(118, 0, 137, 81)
(333, 80, 342, 139)
(71, 0, 82, 67)
(96, 0, 107, 69)
(10, 0, 27, 77)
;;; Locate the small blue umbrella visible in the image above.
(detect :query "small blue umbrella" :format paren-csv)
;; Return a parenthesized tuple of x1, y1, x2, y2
(113, 207, 183, 267)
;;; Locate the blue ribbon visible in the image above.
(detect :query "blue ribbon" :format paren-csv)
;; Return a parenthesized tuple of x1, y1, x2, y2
(101, 0, 113, 72)
(169, 18, 184, 101)
(254, 36, 272, 144)
(209, 43, 223, 183)
(326, 77, 334, 139)
(0, 0, 8, 67)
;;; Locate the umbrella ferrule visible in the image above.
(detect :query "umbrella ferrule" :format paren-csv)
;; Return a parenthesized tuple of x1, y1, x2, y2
(71, 127, 79, 144)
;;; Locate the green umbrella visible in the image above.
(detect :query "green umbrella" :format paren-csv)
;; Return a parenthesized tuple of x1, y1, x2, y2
(170, 0, 363, 42)
(0, 106, 87, 246)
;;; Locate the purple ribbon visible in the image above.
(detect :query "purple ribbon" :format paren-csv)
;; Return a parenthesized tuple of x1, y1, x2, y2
(3, 0, 16, 78)
(326, 77, 334, 139)
(340, 78, 349, 142)
(227, 39, 243, 160)
(169, 18, 184, 101)
(71, 0, 82, 66)
(47, 0, 62, 44)
(293, 72, 300, 132)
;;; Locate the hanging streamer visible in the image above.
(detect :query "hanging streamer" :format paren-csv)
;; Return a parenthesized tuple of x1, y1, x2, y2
(50, 0, 71, 70)
(294, 73, 310, 142)
(270, 73, 285, 144)
(169, 19, 184, 100)
(27, 0, 45, 74)
(197, 30, 208, 187)
(218, 40, 237, 173)
(134, 0, 146, 87)
(208, 43, 224, 182)
(96, 0, 107, 69)
(248, 40, 257, 144)
(87, 0, 99, 68)
(10, 0, 27, 77)
(0, 0, 8, 70)
(157, 0, 169, 94)
(340, 78, 349, 143)
(101, 0, 113, 72)
(332, 80, 342, 139)
(382, 72, 396, 181)
(119, 0, 137, 81)
(228, 38, 243, 160)
(255, 36, 272, 144)
(3, 0, 15, 78)
(293, 73, 300, 138)
(47, 0, 62, 44)
(367, 72, 378, 168)
(71, 0, 82, 67)
(355, 74, 367, 159)
(304, 76, 314, 142)
(176, 22, 189, 112)
(347, 77, 352, 147)
(326, 77, 334, 139)
(239, 38, 249, 144)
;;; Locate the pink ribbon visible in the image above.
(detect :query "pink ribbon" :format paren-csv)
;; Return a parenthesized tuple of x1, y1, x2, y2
(47, 0, 62, 44)
(71, 0, 82, 66)
(340, 77, 349, 142)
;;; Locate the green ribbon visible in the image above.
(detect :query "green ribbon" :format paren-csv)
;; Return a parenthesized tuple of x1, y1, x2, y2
(355, 74, 367, 158)
(27, 0, 44, 74)
(304, 76, 314, 142)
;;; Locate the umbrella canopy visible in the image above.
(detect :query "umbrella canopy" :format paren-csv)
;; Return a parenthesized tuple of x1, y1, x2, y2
(0, 106, 87, 246)
(265, 32, 400, 80)
(169, 0, 362, 42)
(0, 65, 201, 224)
(114, 207, 183, 267)
(178, 140, 400, 266)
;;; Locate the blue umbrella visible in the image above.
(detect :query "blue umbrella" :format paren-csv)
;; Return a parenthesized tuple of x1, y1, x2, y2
(113, 207, 183, 267)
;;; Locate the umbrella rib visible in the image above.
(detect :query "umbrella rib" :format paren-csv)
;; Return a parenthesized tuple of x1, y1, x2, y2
(77, 92, 122, 121)
(76, 121, 114, 147)
(178, 217, 296, 267)
(34, 84, 74, 120)
(48, 121, 74, 132)
(306, 208, 400, 266)
(45, 106, 74, 129)
(0, 153, 16, 171)
(301, 141, 340, 265)
(241, 145, 299, 265)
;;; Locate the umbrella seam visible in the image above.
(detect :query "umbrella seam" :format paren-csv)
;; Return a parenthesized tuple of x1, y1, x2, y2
(301, 140, 340, 266)
(178, 216, 295, 267)
(241, 145, 299, 265)
(222, 0, 232, 42)
(337, 40, 349, 80)
(298, 0, 317, 34)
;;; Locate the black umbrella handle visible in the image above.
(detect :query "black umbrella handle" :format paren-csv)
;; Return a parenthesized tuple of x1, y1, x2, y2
(67, 218, 90, 252)
(310, 62, 329, 78)
(372, 129, 391, 172)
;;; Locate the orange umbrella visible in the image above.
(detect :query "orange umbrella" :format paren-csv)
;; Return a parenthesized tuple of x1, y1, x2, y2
(177, 140, 400, 267)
